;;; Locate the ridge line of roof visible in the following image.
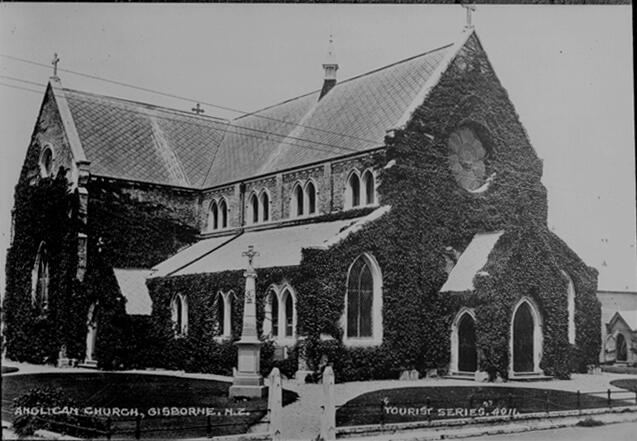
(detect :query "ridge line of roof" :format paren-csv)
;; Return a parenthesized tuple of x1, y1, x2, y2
(233, 42, 453, 121)
(64, 87, 230, 123)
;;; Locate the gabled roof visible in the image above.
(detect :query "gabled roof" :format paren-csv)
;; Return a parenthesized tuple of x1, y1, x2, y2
(203, 42, 452, 187)
(608, 310, 637, 332)
(53, 30, 477, 189)
(64, 89, 229, 187)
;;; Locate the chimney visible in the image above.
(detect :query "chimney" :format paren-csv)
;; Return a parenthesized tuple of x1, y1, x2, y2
(319, 34, 338, 100)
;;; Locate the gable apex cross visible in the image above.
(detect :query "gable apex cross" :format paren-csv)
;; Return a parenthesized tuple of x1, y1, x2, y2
(461, 4, 476, 30)
(51, 53, 60, 78)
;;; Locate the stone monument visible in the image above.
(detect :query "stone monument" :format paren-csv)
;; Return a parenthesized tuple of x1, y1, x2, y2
(229, 246, 266, 398)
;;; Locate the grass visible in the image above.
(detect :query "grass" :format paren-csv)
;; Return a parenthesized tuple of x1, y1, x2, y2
(2, 372, 298, 439)
(610, 378, 637, 392)
(336, 386, 631, 427)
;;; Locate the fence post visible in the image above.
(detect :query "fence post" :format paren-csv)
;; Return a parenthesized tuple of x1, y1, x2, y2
(206, 415, 212, 438)
(576, 391, 580, 411)
(426, 397, 431, 423)
(135, 414, 142, 440)
(544, 390, 549, 414)
(607, 389, 612, 408)
(106, 416, 112, 441)
(379, 399, 385, 427)
(320, 366, 336, 441)
(469, 394, 474, 409)
(268, 368, 282, 441)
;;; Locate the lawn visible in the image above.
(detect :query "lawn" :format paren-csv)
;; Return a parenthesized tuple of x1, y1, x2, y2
(610, 378, 637, 392)
(2, 372, 298, 439)
(336, 386, 632, 427)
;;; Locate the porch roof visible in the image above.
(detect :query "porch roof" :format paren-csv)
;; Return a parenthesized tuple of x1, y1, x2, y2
(114, 268, 153, 315)
(440, 231, 504, 293)
(150, 206, 390, 278)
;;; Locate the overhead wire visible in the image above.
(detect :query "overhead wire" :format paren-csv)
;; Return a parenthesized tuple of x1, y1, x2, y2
(0, 53, 380, 144)
(0, 74, 363, 156)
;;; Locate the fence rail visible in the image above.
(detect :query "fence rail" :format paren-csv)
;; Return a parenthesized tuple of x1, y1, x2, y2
(5, 369, 284, 440)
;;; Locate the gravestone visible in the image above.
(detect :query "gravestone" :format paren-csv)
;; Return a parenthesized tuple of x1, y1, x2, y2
(409, 369, 419, 380)
(474, 370, 489, 382)
(426, 368, 438, 378)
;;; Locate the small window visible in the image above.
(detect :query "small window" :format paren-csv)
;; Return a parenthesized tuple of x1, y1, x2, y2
(260, 191, 270, 222)
(347, 172, 361, 208)
(215, 291, 232, 338)
(293, 184, 304, 217)
(219, 199, 228, 228)
(264, 289, 279, 338)
(249, 193, 259, 224)
(39, 146, 54, 178)
(306, 181, 316, 215)
(362, 170, 375, 205)
(209, 200, 219, 231)
(31, 242, 49, 311)
(171, 294, 188, 337)
(282, 289, 295, 337)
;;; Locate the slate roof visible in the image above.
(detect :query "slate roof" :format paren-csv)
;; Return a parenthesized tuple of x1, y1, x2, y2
(113, 268, 153, 315)
(59, 39, 456, 188)
(150, 207, 389, 277)
(64, 90, 229, 187)
(440, 231, 504, 293)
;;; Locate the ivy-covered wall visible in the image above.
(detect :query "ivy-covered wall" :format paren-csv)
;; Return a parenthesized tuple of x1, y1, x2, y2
(292, 32, 599, 381)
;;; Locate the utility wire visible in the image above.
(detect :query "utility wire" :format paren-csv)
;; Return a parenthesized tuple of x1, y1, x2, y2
(0, 73, 361, 155)
(0, 75, 362, 156)
(0, 74, 564, 193)
(0, 53, 380, 144)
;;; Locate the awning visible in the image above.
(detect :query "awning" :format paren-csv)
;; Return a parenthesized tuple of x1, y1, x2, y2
(440, 231, 504, 293)
(150, 206, 390, 278)
(114, 268, 152, 315)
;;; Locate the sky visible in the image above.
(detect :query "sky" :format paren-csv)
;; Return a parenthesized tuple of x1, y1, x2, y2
(0, 4, 634, 292)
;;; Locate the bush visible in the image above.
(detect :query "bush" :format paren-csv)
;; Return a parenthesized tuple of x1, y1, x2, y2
(12, 386, 104, 437)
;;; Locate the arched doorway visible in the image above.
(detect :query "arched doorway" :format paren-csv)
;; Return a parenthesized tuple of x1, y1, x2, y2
(513, 302, 535, 372)
(616, 334, 628, 362)
(458, 314, 477, 372)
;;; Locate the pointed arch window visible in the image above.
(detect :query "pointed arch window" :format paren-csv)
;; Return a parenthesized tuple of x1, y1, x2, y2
(344, 254, 383, 345)
(562, 271, 576, 345)
(264, 288, 279, 337)
(171, 294, 188, 337)
(31, 242, 50, 311)
(219, 199, 228, 228)
(209, 200, 219, 231)
(305, 181, 317, 215)
(215, 291, 233, 338)
(249, 193, 259, 224)
(347, 172, 361, 208)
(281, 288, 296, 338)
(362, 170, 376, 205)
(293, 183, 304, 217)
(260, 191, 270, 222)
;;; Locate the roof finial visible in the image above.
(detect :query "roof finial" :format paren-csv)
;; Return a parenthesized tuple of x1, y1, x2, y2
(461, 3, 476, 30)
(191, 103, 205, 115)
(51, 53, 60, 78)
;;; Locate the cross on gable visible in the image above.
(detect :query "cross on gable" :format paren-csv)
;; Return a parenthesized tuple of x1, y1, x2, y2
(461, 4, 476, 29)
(242, 245, 259, 267)
(191, 103, 205, 115)
(51, 53, 60, 77)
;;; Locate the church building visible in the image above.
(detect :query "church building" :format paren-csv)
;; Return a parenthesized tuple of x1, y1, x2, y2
(3, 27, 601, 381)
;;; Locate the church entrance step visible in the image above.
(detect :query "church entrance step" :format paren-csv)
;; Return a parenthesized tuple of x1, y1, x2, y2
(509, 372, 552, 382)
(445, 371, 476, 381)
(78, 360, 99, 369)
